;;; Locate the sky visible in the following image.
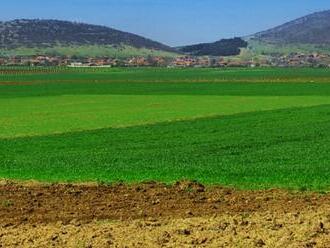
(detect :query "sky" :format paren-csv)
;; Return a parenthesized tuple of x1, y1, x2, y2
(2, 0, 330, 46)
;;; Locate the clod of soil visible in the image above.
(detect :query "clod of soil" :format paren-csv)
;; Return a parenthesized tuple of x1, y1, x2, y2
(0, 180, 330, 247)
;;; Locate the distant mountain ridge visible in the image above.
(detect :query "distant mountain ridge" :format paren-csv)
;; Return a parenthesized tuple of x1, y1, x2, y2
(0, 19, 176, 55)
(252, 10, 330, 44)
(2, 10, 330, 59)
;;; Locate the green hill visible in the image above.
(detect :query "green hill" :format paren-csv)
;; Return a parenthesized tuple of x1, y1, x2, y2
(247, 10, 330, 55)
(0, 19, 178, 58)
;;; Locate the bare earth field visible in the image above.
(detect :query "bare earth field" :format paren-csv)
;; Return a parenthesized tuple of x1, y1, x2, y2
(0, 181, 329, 247)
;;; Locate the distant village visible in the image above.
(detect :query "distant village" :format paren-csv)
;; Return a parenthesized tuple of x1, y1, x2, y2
(1, 52, 330, 68)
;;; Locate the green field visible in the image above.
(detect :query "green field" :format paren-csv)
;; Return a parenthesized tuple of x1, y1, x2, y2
(1, 67, 330, 190)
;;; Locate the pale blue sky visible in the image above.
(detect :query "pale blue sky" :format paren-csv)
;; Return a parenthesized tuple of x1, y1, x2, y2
(2, 0, 330, 46)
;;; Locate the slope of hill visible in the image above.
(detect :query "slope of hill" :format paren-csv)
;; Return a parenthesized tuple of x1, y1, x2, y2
(246, 10, 330, 56)
(0, 19, 178, 57)
(178, 38, 248, 56)
(253, 10, 330, 44)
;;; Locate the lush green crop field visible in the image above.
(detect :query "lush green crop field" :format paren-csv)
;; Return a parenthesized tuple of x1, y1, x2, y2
(1, 67, 330, 190)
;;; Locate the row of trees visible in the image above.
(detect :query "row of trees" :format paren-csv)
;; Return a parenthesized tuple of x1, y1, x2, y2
(179, 38, 248, 56)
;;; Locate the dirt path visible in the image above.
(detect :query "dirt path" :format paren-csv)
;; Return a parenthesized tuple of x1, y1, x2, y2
(0, 181, 330, 247)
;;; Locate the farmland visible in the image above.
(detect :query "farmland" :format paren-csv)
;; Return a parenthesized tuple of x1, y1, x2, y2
(1, 67, 330, 189)
(2, 67, 330, 247)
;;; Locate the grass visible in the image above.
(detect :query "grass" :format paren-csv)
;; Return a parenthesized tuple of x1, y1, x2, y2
(1, 67, 330, 190)
(0, 45, 178, 58)
(2, 95, 330, 138)
(1, 200, 13, 208)
(2, 67, 330, 85)
(247, 39, 330, 56)
(1, 105, 330, 190)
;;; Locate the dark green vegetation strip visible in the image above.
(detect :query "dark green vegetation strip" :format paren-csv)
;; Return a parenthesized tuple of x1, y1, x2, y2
(3, 81, 330, 98)
(1, 105, 330, 190)
(2, 67, 330, 98)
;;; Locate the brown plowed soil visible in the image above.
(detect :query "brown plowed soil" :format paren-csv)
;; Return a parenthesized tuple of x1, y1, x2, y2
(0, 181, 330, 247)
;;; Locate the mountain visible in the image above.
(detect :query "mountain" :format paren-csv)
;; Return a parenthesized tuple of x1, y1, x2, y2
(177, 38, 248, 56)
(253, 10, 330, 45)
(245, 10, 330, 56)
(0, 19, 177, 57)
(179, 10, 330, 57)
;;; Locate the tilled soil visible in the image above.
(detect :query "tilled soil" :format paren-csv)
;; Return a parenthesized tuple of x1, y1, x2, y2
(0, 180, 330, 247)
